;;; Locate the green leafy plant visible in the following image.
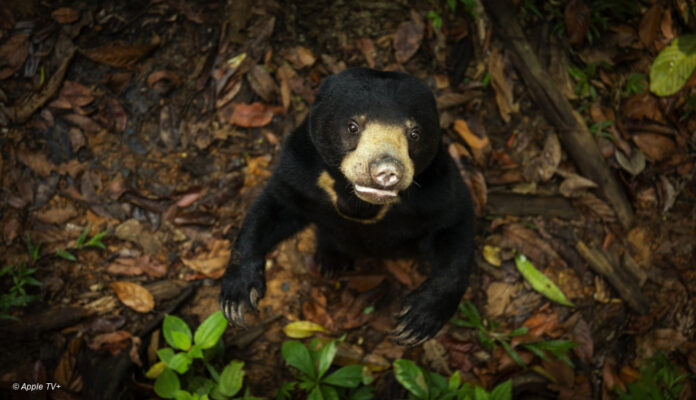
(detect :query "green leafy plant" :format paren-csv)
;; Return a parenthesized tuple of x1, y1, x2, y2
(589, 120, 615, 140)
(451, 302, 577, 368)
(0, 263, 42, 321)
(56, 227, 108, 261)
(146, 311, 258, 400)
(426, 10, 443, 29)
(623, 73, 647, 97)
(549, 0, 639, 44)
(615, 352, 691, 400)
(278, 337, 374, 400)
(394, 359, 512, 400)
(427, 0, 477, 30)
(568, 63, 599, 100)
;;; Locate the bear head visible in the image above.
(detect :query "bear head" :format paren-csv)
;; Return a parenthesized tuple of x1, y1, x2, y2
(308, 68, 440, 205)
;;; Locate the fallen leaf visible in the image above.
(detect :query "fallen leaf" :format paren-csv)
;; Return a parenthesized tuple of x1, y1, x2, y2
(515, 254, 575, 307)
(615, 148, 645, 175)
(344, 275, 386, 292)
(247, 65, 278, 103)
(147, 70, 180, 89)
(639, 4, 662, 49)
(180, 239, 230, 278)
(632, 133, 675, 161)
(488, 47, 519, 122)
(88, 330, 131, 351)
(62, 113, 101, 133)
(357, 37, 377, 68)
(565, 0, 591, 46)
(109, 281, 155, 313)
(105, 98, 128, 132)
(559, 173, 598, 197)
(393, 14, 424, 64)
(453, 119, 490, 165)
(622, 93, 659, 120)
(603, 360, 625, 393)
(576, 193, 616, 222)
(34, 205, 78, 225)
(482, 245, 502, 267)
(570, 317, 593, 362)
(17, 148, 54, 177)
(82, 38, 159, 68)
(58, 81, 94, 108)
(52, 7, 80, 24)
(229, 102, 277, 127)
(485, 282, 516, 318)
(538, 133, 562, 182)
(282, 320, 327, 338)
(0, 33, 29, 80)
(660, 9, 675, 42)
(107, 256, 167, 278)
(54, 337, 82, 392)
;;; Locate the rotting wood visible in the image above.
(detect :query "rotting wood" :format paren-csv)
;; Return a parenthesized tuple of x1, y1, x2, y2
(483, 0, 634, 229)
(575, 241, 649, 314)
(487, 193, 579, 219)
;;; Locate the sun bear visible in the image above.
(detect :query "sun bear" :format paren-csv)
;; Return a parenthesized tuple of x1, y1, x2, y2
(219, 67, 474, 345)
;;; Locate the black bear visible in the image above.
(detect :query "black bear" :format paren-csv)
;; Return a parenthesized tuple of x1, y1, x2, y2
(219, 68, 474, 345)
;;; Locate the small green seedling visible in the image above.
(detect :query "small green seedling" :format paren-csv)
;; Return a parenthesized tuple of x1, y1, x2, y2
(146, 311, 259, 400)
(0, 263, 42, 320)
(56, 227, 109, 261)
(451, 302, 577, 368)
(394, 359, 512, 400)
(615, 352, 691, 400)
(278, 337, 374, 400)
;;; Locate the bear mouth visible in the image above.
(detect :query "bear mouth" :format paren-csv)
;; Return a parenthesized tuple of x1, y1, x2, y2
(353, 184, 398, 204)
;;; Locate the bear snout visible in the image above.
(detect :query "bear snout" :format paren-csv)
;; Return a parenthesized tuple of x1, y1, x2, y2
(370, 156, 403, 188)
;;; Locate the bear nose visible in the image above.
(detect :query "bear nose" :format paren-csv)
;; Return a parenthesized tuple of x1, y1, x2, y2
(370, 157, 403, 188)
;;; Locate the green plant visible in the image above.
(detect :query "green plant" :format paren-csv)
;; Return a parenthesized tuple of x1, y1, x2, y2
(146, 311, 258, 400)
(568, 63, 600, 100)
(615, 352, 691, 400)
(427, 10, 443, 29)
(0, 263, 42, 321)
(589, 120, 615, 140)
(549, 0, 639, 44)
(623, 73, 647, 97)
(650, 34, 696, 97)
(394, 359, 512, 400)
(451, 302, 577, 368)
(427, 0, 477, 29)
(56, 226, 108, 261)
(278, 337, 374, 400)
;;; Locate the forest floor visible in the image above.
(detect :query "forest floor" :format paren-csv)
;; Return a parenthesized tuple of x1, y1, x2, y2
(1, 0, 695, 399)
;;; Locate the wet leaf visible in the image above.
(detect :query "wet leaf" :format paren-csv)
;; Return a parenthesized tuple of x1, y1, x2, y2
(632, 133, 675, 161)
(109, 281, 155, 313)
(282, 320, 327, 339)
(229, 102, 276, 127)
(82, 38, 159, 68)
(649, 34, 696, 96)
(515, 254, 575, 307)
(52, 7, 79, 24)
(0, 33, 29, 80)
(639, 4, 662, 49)
(565, 0, 590, 46)
(393, 14, 424, 64)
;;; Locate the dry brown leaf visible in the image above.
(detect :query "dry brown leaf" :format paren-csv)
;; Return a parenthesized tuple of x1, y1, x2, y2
(559, 173, 598, 197)
(247, 65, 278, 103)
(345, 275, 386, 292)
(623, 93, 659, 120)
(107, 256, 167, 278)
(502, 224, 567, 270)
(88, 330, 132, 352)
(58, 81, 94, 108)
(0, 33, 29, 80)
(639, 4, 662, 49)
(109, 281, 155, 313)
(295, 46, 316, 67)
(147, 70, 180, 89)
(570, 317, 593, 362)
(276, 64, 294, 111)
(393, 14, 424, 64)
(632, 133, 675, 161)
(565, 0, 591, 46)
(34, 205, 78, 225)
(575, 193, 616, 222)
(488, 47, 518, 122)
(82, 39, 159, 68)
(52, 7, 80, 24)
(357, 37, 377, 68)
(538, 133, 562, 182)
(105, 98, 128, 132)
(485, 282, 516, 318)
(603, 360, 626, 392)
(230, 102, 278, 127)
(62, 113, 101, 133)
(180, 239, 231, 278)
(615, 148, 645, 176)
(17, 147, 54, 177)
(54, 336, 83, 392)
(453, 119, 490, 166)
(660, 9, 675, 42)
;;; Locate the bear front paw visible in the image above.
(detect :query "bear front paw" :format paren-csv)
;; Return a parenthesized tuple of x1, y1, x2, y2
(219, 262, 266, 328)
(391, 282, 462, 346)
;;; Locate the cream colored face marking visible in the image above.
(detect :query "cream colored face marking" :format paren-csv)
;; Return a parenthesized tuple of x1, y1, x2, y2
(317, 171, 392, 224)
(339, 121, 414, 203)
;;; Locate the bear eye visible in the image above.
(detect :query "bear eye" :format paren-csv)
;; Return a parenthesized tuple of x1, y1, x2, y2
(408, 128, 420, 142)
(347, 121, 360, 135)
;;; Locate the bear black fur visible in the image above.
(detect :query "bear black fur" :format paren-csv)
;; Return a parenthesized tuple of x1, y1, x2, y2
(219, 68, 474, 345)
